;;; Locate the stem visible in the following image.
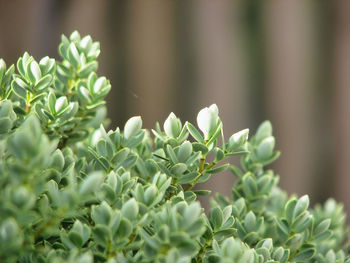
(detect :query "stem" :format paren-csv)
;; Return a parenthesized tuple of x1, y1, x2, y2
(184, 157, 205, 191)
(197, 238, 214, 262)
(184, 158, 217, 192)
(25, 92, 31, 113)
(288, 250, 299, 261)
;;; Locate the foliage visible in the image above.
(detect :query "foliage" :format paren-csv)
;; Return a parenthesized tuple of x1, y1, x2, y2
(0, 31, 349, 263)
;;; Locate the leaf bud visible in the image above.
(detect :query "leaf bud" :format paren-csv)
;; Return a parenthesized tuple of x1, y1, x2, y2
(164, 112, 181, 138)
(244, 211, 256, 232)
(0, 58, 6, 84)
(227, 129, 249, 151)
(197, 104, 220, 140)
(256, 136, 275, 160)
(124, 116, 142, 140)
(255, 120, 272, 143)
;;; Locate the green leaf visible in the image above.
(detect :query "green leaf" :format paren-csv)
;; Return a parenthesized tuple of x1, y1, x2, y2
(171, 163, 187, 175)
(112, 148, 130, 164)
(68, 42, 81, 67)
(242, 173, 257, 198)
(116, 153, 138, 170)
(144, 185, 157, 206)
(0, 218, 20, 243)
(139, 228, 159, 249)
(2, 64, 15, 91)
(183, 202, 202, 227)
(293, 244, 316, 261)
(275, 218, 289, 240)
(293, 195, 309, 220)
(192, 142, 208, 154)
(177, 141, 193, 163)
(50, 149, 65, 171)
(164, 112, 182, 138)
(34, 74, 52, 91)
(177, 240, 199, 257)
(11, 78, 27, 100)
(214, 147, 225, 162)
(92, 225, 110, 246)
(284, 198, 297, 224)
(39, 56, 55, 75)
(243, 232, 259, 245)
(166, 144, 179, 164)
(79, 172, 103, 196)
(255, 120, 272, 143)
(272, 247, 285, 261)
(96, 139, 114, 159)
(124, 116, 142, 140)
(0, 117, 12, 133)
(186, 121, 204, 143)
(79, 35, 93, 51)
(54, 96, 68, 114)
(78, 61, 98, 77)
(126, 129, 145, 148)
(292, 211, 312, 233)
(214, 228, 236, 240)
(244, 212, 256, 232)
(91, 202, 113, 225)
(29, 92, 46, 104)
(17, 53, 31, 78)
(210, 207, 223, 230)
(225, 150, 249, 157)
(27, 61, 41, 84)
(256, 136, 275, 160)
(116, 218, 133, 239)
(314, 219, 331, 236)
(122, 198, 139, 221)
(206, 121, 222, 147)
(0, 59, 6, 85)
(197, 173, 211, 183)
(178, 171, 200, 184)
(205, 163, 230, 174)
(68, 231, 83, 247)
(227, 129, 249, 151)
(285, 233, 302, 251)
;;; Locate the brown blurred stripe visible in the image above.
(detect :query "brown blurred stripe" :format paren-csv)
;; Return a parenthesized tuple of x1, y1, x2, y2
(333, 0, 350, 212)
(264, 1, 316, 196)
(125, 1, 175, 128)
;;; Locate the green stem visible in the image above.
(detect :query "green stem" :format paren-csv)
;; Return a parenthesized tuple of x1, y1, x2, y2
(197, 238, 214, 262)
(185, 158, 217, 192)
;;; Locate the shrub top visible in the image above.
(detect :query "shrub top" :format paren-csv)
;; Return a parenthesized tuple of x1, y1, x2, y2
(0, 31, 349, 263)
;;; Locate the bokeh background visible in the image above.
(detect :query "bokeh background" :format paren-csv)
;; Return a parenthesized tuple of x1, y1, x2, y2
(1, 0, 350, 212)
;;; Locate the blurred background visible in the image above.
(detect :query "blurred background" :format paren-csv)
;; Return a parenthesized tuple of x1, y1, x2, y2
(1, 0, 350, 212)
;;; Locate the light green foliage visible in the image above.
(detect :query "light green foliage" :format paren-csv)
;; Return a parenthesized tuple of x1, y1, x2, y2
(0, 31, 349, 263)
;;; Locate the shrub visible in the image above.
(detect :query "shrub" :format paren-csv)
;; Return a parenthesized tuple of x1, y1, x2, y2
(0, 31, 349, 263)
